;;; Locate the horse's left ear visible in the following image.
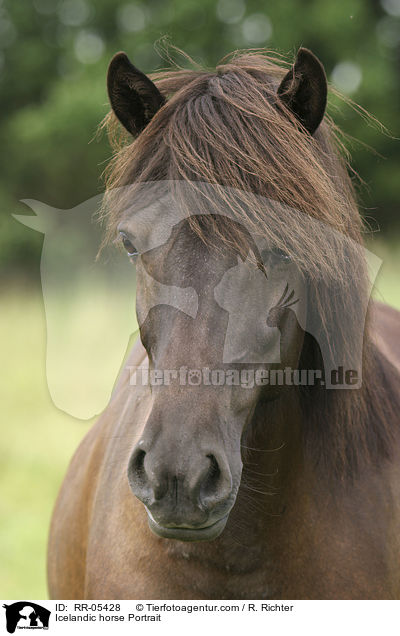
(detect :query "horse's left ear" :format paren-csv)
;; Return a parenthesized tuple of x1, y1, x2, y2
(277, 48, 327, 135)
(107, 52, 165, 136)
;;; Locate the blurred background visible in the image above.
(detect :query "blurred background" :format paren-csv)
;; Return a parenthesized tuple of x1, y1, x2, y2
(1, 0, 399, 598)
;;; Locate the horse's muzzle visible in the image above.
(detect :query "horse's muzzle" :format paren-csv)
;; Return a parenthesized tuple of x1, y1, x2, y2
(127, 441, 237, 541)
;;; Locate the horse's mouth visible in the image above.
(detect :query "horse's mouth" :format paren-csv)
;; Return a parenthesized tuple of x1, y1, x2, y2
(146, 512, 229, 542)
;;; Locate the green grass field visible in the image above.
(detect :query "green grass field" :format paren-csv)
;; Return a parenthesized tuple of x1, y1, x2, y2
(1, 239, 399, 599)
(0, 282, 136, 599)
(0, 289, 93, 598)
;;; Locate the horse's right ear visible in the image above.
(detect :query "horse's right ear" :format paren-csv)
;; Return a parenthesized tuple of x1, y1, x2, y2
(107, 52, 165, 137)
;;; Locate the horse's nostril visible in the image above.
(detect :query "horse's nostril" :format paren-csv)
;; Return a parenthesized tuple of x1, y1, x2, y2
(209, 454, 218, 469)
(128, 445, 167, 504)
(205, 454, 220, 488)
(129, 447, 146, 483)
(134, 449, 146, 478)
(128, 447, 151, 500)
(199, 453, 232, 512)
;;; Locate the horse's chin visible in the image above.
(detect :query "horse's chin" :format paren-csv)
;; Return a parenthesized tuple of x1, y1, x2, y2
(146, 512, 229, 542)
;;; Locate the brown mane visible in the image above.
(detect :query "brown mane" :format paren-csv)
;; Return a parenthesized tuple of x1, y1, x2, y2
(100, 49, 398, 482)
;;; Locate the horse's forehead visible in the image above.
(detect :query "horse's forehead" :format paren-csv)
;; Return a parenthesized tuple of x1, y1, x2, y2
(117, 185, 262, 255)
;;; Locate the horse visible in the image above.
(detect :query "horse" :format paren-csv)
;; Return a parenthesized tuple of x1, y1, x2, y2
(47, 47, 400, 599)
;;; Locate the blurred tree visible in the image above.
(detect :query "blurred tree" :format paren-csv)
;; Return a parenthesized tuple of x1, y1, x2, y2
(1, 0, 399, 274)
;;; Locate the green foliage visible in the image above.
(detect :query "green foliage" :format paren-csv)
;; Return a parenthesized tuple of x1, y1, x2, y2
(1, 0, 399, 272)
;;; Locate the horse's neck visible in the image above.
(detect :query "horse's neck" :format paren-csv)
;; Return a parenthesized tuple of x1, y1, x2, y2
(223, 352, 398, 563)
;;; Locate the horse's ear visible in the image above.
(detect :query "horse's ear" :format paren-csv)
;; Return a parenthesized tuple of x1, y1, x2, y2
(107, 52, 165, 136)
(277, 48, 327, 135)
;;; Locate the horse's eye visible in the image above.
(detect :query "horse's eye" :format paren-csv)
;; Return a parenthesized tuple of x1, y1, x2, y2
(260, 248, 291, 264)
(119, 231, 138, 258)
(271, 248, 291, 264)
